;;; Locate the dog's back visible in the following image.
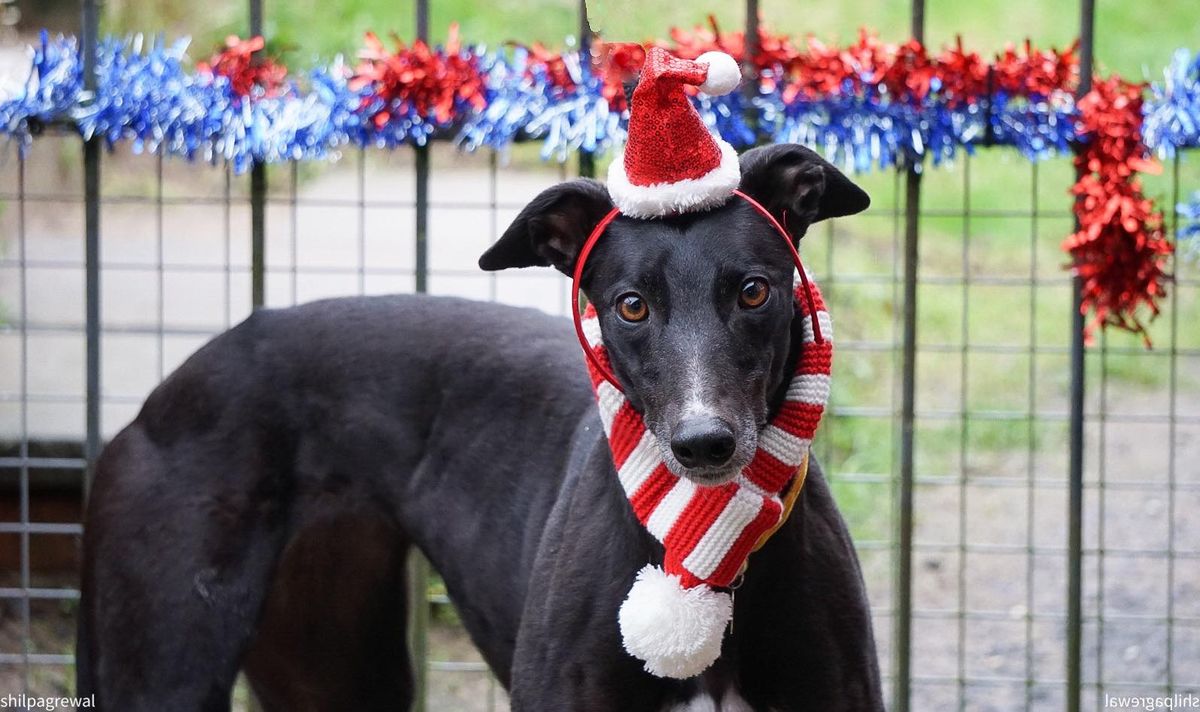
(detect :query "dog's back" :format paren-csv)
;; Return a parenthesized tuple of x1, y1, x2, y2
(79, 294, 598, 711)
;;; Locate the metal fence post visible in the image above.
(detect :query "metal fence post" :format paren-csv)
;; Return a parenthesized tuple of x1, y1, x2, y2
(82, 0, 102, 496)
(1067, 2, 1095, 710)
(414, 143, 430, 292)
(743, 0, 762, 144)
(414, 0, 431, 296)
(578, 0, 594, 179)
(249, 0, 267, 309)
(408, 3, 432, 711)
(743, 0, 759, 130)
(243, 4, 267, 707)
(893, 2, 924, 711)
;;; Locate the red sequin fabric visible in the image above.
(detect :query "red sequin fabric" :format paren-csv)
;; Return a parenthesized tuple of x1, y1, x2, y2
(624, 47, 723, 185)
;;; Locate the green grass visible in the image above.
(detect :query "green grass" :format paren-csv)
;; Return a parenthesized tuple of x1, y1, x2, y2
(93, 0, 1200, 83)
(789, 149, 1200, 541)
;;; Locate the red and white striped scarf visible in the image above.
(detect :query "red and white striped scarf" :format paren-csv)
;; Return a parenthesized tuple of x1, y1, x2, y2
(580, 278, 832, 591)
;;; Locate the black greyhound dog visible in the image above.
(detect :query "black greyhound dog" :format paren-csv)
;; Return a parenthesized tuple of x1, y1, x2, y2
(78, 144, 884, 711)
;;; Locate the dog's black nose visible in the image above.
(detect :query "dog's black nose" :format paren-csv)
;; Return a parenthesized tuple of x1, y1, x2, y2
(671, 418, 736, 469)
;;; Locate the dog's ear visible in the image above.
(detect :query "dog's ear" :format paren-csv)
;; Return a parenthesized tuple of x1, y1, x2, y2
(738, 144, 870, 238)
(479, 179, 614, 274)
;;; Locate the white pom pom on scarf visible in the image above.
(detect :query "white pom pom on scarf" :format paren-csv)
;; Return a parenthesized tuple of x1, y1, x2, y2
(617, 564, 732, 679)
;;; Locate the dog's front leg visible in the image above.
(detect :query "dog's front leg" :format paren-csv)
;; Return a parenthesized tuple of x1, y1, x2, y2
(731, 464, 887, 712)
(508, 459, 673, 712)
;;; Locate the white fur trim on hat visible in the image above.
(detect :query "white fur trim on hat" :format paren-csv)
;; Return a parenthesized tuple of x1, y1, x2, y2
(618, 564, 732, 679)
(696, 51, 741, 96)
(606, 139, 741, 219)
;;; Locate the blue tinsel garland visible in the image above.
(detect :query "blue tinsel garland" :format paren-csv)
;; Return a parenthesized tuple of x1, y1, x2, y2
(1, 32, 1198, 175)
(1144, 49, 1200, 158)
(1179, 191, 1200, 261)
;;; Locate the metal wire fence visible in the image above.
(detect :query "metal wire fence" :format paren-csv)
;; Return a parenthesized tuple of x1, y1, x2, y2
(1, 1, 1198, 711)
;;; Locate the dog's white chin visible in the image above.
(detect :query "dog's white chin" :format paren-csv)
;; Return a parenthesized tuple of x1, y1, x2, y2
(681, 468, 740, 487)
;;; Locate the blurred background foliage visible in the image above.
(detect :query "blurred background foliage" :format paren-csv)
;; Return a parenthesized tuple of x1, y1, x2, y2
(13, 0, 1200, 81)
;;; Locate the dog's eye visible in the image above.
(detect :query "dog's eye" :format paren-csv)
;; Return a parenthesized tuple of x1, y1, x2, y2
(738, 278, 770, 309)
(616, 293, 649, 323)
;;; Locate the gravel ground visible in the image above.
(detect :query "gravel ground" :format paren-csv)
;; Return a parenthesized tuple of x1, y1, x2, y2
(891, 389, 1200, 711)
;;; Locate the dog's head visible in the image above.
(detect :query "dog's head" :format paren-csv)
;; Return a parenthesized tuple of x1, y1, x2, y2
(480, 144, 869, 485)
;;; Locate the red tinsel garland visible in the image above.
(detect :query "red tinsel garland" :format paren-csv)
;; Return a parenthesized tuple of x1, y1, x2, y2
(1066, 78, 1172, 344)
(993, 39, 1080, 98)
(590, 42, 645, 113)
(351, 24, 486, 128)
(599, 23, 1169, 343)
(526, 42, 577, 94)
(198, 35, 288, 97)
(203, 27, 1174, 344)
(652, 20, 1080, 106)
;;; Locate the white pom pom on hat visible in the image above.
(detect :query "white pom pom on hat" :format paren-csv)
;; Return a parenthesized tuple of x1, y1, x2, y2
(696, 51, 742, 96)
(618, 564, 733, 679)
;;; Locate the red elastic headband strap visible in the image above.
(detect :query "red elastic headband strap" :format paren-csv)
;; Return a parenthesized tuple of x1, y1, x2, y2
(570, 206, 623, 388)
(571, 190, 823, 393)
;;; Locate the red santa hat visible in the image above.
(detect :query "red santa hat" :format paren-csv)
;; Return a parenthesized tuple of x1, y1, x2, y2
(607, 47, 743, 218)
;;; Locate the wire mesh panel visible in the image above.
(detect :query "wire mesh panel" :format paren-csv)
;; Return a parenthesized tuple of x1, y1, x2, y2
(3, 0, 1200, 710)
(0, 136, 89, 697)
(2, 102, 1200, 712)
(1082, 154, 1200, 707)
(907, 155, 1077, 711)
